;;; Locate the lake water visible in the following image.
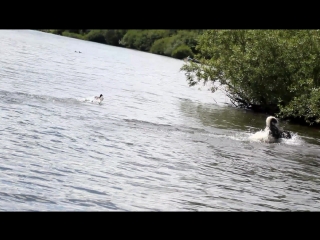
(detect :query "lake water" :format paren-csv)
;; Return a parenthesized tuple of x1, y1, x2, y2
(1, 30, 320, 211)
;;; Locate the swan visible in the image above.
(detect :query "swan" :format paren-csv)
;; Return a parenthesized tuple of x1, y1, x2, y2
(249, 116, 292, 143)
(266, 116, 291, 141)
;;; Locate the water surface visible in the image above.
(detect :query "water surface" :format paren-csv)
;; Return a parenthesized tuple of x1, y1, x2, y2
(0, 30, 320, 211)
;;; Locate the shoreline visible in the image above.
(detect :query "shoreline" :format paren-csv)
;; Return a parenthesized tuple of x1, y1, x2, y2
(36, 29, 191, 61)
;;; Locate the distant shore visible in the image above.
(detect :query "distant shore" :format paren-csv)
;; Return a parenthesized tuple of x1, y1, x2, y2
(36, 29, 202, 61)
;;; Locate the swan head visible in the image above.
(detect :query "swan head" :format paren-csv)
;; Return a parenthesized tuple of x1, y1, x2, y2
(266, 116, 278, 128)
(266, 116, 280, 139)
(266, 116, 291, 139)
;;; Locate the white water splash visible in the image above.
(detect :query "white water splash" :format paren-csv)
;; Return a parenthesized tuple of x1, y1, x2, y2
(279, 133, 303, 145)
(248, 128, 302, 145)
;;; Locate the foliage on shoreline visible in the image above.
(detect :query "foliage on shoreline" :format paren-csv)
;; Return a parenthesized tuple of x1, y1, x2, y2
(181, 30, 320, 126)
(38, 29, 202, 59)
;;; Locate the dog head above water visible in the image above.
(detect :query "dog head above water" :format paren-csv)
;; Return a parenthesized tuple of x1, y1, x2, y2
(266, 116, 291, 139)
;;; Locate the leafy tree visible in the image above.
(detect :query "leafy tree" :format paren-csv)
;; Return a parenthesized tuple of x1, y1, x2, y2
(171, 44, 193, 58)
(181, 30, 320, 125)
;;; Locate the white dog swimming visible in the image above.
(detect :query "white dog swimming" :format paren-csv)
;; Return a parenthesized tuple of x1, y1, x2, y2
(94, 94, 103, 102)
(83, 94, 104, 104)
(250, 116, 292, 143)
(94, 94, 104, 103)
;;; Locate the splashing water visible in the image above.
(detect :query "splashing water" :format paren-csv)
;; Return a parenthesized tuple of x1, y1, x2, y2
(248, 128, 302, 145)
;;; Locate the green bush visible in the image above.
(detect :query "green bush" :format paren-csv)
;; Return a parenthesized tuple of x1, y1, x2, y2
(150, 31, 200, 58)
(104, 30, 127, 46)
(150, 36, 185, 57)
(279, 86, 320, 124)
(150, 37, 172, 55)
(171, 44, 193, 59)
(85, 30, 106, 44)
(62, 31, 85, 40)
(175, 30, 200, 54)
(122, 30, 172, 51)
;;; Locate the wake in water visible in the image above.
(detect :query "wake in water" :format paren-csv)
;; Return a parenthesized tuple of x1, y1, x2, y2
(0, 90, 83, 106)
(0, 90, 105, 107)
